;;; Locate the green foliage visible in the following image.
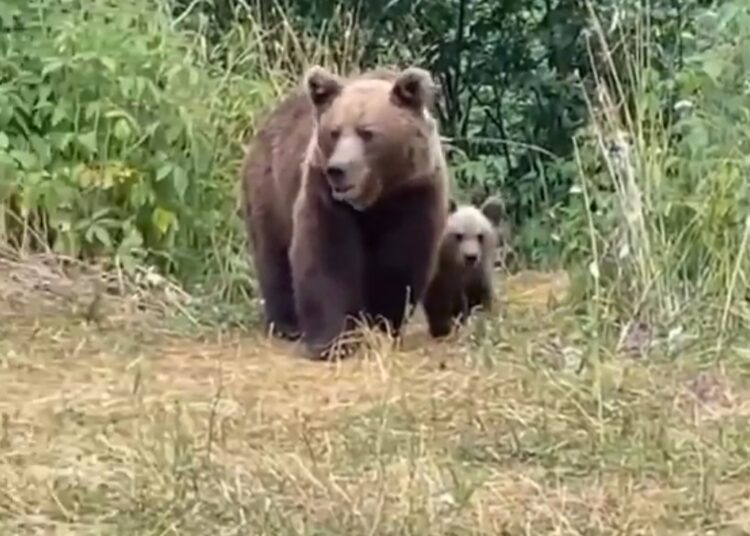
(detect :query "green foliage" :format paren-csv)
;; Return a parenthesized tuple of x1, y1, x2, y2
(548, 0, 750, 332)
(0, 0, 276, 298)
(2, 0, 749, 329)
(670, 1, 750, 253)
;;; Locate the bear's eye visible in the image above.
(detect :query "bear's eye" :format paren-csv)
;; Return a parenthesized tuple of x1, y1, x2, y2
(357, 127, 374, 141)
(477, 234, 484, 244)
(330, 128, 341, 140)
(454, 233, 463, 242)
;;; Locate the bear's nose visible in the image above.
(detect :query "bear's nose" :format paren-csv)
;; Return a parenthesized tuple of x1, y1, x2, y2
(326, 165, 346, 184)
(464, 253, 478, 266)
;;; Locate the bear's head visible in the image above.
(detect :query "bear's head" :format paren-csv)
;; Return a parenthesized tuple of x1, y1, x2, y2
(443, 198, 504, 270)
(303, 65, 440, 210)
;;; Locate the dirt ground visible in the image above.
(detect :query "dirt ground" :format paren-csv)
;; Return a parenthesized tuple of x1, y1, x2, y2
(1, 251, 749, 535)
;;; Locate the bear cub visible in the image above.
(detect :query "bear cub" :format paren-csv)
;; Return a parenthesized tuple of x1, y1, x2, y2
(422, 196, 504, 338)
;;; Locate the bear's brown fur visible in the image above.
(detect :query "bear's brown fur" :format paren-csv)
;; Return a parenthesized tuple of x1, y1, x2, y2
(422, 198, 503, 338)
(240, 65, 450, 358)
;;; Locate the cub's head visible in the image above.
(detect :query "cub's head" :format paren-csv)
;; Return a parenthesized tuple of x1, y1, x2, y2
(304, 65, 440, 210)
(443, 197, 505, 270)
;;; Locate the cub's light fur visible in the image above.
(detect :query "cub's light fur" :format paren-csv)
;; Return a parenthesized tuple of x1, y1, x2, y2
(422, 197, 504, 338)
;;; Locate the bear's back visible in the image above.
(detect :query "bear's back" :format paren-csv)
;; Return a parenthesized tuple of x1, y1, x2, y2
(241, 91, 316, 246)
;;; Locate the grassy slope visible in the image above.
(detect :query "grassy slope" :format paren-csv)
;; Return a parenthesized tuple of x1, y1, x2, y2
(1, 257, 749, 535)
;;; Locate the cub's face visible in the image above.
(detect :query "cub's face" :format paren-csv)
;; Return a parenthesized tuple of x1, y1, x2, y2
(304, 66, 438, 210)
(444, 205, 498, 270)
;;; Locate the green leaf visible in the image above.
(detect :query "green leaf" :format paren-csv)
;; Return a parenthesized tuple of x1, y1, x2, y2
(188, 67, 199, 87)
(100, 57, 117, 73)
(51, 132, 75, 151)
(686, 122, 709, 154)
(172, 166, 188, 199)
(119, 225, 144, 252)
(0, 8, 17, 29)
(90, 207, 112, 222)
(104, 109, 138, 124)
(116, 225, 144, 275)
(78, 131, 98, 154)
(51, 102, 69, 127)
(41, 59, 65, 77)
(166, 123, 183, 144)
(119, 77, 134, 97)
(113, 118, 132, 141)
(9, 150, 37, 170)
(28, 141, 50, 168)
(0, 151, 15, 168)
(152, 207, 176, 235)
(129, 181, 155, 207)
(37, 85, 52, 107)
(0, 131, 8, 149)
(144, 121, 160, 138)
(85, 102, 100, 121)
(93, 225, 112, 248)
(156, 163, 173, 181)
(702, 56, 725, 82)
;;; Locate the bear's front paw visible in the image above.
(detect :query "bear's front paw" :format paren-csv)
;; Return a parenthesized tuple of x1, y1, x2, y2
(300, 336, 360, 361)
(428, 322, 454, 339)
(267, 321, 301, 341)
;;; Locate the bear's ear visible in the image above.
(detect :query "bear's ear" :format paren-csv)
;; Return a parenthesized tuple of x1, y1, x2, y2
(304, 65, 343, 112)
(448, 198, 457, 213)
(479, 195, 506, 227)
(391, 67, 436, 112)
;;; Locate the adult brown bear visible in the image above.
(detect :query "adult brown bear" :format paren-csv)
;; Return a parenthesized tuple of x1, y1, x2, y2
(240, 65, 450, 359)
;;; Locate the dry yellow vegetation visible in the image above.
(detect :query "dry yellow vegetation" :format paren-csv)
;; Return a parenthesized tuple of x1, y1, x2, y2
(1, 252, 749, 535)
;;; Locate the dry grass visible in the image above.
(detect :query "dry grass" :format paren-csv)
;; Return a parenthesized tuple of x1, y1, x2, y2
(1, 255, 750, 535)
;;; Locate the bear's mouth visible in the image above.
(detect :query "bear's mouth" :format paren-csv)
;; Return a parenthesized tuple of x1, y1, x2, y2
(330, 184, 354, 196)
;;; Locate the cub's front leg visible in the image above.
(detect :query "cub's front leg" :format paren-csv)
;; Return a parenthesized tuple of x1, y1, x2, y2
(422, 268, 461, 338)
(290, 194, 366, 359)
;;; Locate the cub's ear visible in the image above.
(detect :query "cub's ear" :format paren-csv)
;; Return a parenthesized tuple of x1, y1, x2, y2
(479, 195, 506, 227)
(304, 65, 343, 112)
(448, 198, 458, 213)
(391, 67, 436, 112)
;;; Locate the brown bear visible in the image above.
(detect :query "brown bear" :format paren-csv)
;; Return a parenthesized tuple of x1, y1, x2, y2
(240, 65, 450, 359)
(422, 197, 503, 338)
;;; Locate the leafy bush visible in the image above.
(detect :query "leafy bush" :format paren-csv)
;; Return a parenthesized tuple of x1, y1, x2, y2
(0, 0, 277, 299)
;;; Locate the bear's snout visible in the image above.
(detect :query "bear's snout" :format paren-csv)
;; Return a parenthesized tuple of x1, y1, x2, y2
(463, 253, 479, 266)
(326, 165, 349, 191)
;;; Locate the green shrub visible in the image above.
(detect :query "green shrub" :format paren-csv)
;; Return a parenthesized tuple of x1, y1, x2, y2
(0, 0, 278, 299)
(556, 0, 750, 331)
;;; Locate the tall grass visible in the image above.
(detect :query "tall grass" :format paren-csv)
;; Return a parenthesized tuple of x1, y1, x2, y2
(566, 0, 750, 348)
